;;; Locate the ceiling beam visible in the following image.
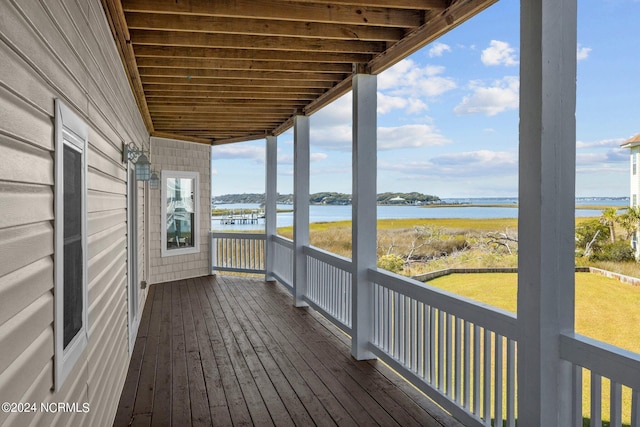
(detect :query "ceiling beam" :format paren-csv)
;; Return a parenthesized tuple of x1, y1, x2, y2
(288, 0, 447, 9)
(136, 57, 352, 73)
(146, 98, 307, 107)
(133, 45, 372, 64)
(143, 84, 326, 95)
(137, 67, 345, 82)
(369, 0, 499, 74)
(141, 76, 336, 89)
(148, 105, 299, 113)
(151, 113, 290, 120)
(122, 0, 423, 28)
(130, 30, 386, 54)
(125, 12, 405, 41)
(144, 91, 320, 100)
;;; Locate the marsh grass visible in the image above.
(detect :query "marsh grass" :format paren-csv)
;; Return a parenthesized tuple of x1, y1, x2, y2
(278, 218, 521, 271)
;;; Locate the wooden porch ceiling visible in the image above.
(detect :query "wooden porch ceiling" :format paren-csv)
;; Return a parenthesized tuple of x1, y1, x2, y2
(101, 0, 497, 145)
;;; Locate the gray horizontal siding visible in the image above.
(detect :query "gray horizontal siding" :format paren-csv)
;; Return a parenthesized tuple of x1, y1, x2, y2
(0, 0, 148, 426)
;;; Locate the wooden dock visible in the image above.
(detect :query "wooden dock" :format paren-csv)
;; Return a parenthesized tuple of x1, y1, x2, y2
(113, 275, 462, 426)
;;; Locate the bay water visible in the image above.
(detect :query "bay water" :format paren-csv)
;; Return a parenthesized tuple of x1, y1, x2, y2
(211, 197, 629, 231)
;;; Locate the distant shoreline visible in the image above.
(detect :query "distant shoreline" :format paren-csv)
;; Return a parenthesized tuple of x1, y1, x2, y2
(423, 203, 623, 210)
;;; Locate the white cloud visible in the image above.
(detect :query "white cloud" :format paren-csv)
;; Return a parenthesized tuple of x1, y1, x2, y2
(212, 144, 264, 162)
(377, 92, 429, 115)
(432, 150, 517, 170)
(481, 40, 519, 66)
(377, 92, 410, 114)
(378, 149, 517, 179)
(310, 93, 351, 129)
(576, 138, 628, 167)
(428, 42, 452, 57)
(211, 168, 218, 175)
(378, 124, 450, 150)
(379, 59, 456, 98)
(454, 76, 519, 116)
(577, 44, 592, 61)
(576, 138, 625, 149)
(375, 60, 456, 116)
(310, 124, 352, 150)
(311, 152, 328, 161)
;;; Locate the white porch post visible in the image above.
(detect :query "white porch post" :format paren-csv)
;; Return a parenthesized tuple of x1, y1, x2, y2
(518, 0, 577, 425)
(351, 72, 377, 360)
(265, 135, 277, 282)
(293, 115, 310, 307)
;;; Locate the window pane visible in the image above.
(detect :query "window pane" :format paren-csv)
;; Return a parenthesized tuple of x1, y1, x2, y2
(166, 177, 195, 250)
(63, 145, 83, 348)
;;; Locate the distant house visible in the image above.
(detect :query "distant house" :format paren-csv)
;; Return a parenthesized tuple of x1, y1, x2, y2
(621, 133, 640, 256)
(388, 196, 406, 204)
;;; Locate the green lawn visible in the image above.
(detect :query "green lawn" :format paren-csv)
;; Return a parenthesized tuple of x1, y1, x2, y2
(428, 272, 640, 353)
(428, 272, 640, 425)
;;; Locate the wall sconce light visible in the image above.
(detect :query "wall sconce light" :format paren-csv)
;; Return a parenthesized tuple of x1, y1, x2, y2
(149, 170, 160, 189)
(123, 142, 151, 181)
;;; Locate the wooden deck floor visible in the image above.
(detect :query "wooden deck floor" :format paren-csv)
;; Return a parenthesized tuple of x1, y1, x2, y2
(113, 275, 462, 427)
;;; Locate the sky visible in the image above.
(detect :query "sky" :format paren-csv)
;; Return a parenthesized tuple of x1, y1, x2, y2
(212, 1, 640, 199)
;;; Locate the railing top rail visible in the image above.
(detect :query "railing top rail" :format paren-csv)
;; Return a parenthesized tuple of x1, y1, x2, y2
(272, 234, 294, 247)
(560, 332, 640, 390)
(369, 268, 518, 339)
(304, 244, 352, 272)
(211, 232, 267, 240)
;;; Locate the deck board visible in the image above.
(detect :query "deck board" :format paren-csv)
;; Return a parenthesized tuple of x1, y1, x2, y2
(114, 275, 464, 427)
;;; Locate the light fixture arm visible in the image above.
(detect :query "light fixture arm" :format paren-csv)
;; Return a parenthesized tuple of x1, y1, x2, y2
(123, 142, 152, 182)
(123, 142, 147, 164)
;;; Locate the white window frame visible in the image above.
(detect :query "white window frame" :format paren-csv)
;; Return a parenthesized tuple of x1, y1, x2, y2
(54, 99, 89, 391)
(161, 170, 200, 257)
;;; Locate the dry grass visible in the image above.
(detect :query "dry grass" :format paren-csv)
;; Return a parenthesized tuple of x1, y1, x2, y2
(278, 216, 640, 280)
(278, 217, 521, 271)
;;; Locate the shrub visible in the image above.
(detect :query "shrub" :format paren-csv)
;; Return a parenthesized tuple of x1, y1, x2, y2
(576, 219, 609, 253)
(590, 241, 635, 262)
(377, 254, 405, 273)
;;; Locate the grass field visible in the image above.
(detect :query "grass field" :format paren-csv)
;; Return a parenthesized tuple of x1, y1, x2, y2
(429, 272, 640, 425)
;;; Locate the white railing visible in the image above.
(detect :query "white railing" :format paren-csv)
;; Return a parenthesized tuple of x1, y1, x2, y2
(304, 245, 352, 334)
(209, 234, 640, 426)
(272, 235, 294, 290)
(211, 232, 266, 274)
(368, 268, 518, 427)
(560, 333, 640, 427)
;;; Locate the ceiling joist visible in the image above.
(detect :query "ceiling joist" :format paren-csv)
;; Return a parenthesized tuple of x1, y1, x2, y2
(101, 0, 496, 143)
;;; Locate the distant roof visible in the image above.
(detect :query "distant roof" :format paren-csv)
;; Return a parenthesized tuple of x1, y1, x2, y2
(621, 133, 640, 148)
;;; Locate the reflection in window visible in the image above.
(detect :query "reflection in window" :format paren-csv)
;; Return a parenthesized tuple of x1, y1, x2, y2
(166, 177, 195, 250)
(161, 171, 200, 257)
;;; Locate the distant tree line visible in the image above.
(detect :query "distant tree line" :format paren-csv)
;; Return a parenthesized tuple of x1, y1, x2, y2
(213, 192, 440, 206)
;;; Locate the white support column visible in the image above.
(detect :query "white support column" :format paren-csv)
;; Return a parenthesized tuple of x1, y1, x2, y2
(293, 115, 310, 307)
(265, 135, 277, 282)
(517, 0, 577, 425)
(351, 72, 377, 360)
